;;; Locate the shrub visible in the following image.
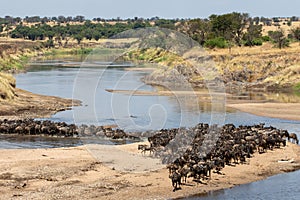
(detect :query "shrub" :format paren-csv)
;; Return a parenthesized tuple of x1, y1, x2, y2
(294, 82, 300, 91)
(204, 37, 228, 49)
(252, 38, 263, 46)
(261, 36, 271, 42)
(244, 38, 263, 46)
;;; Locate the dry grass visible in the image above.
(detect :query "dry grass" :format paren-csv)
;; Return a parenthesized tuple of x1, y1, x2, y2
(262, 21, 300, 36)
(207, 43, 300, 87)
(0, 72, 16, 100)
(264, 64, 300, 86)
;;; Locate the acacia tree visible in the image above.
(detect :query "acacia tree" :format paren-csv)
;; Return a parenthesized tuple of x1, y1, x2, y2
(291, 27, 300, 42)
(73, 33, 84, 44)
(210, 12, 249, 46)
(243, 24, 263, 46)
(268, 29, 289, 48)
(183, 19, 211, 45)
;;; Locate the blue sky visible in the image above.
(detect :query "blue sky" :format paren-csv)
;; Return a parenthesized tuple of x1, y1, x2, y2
(1, 0, 299, 19)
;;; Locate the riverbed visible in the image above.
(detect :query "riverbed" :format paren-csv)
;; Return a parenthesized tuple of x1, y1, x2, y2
(4, 54, 300, 199)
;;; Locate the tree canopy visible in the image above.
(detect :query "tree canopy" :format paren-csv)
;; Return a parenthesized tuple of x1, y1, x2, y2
(1, 13, 298, 49)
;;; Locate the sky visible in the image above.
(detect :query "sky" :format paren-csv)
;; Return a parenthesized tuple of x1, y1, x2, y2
(0, 0, 299, 19)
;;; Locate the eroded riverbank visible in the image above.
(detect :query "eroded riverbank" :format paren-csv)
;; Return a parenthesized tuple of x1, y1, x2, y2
(0, 88, 80, 120)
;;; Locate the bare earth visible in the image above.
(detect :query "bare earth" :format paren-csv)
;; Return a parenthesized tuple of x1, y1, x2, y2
(0, 88, 80, 120)
(227, 102, 300, 121)
(0, 142, 299, 200)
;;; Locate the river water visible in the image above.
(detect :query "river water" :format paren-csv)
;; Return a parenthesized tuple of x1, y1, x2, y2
(1, 54, 299, 199)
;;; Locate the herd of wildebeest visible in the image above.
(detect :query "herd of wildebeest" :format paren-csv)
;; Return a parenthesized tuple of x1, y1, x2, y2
(0, 118, 138, 140)
(142, 123, 298, 191)
(0, 118, 299, 192)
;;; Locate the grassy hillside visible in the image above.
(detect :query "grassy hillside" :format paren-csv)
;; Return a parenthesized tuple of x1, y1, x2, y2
(0, 39, 40, 100)
(123, 43, 300, 92)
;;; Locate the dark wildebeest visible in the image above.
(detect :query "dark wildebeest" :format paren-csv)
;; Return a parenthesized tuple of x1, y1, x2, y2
(170, 171, 181, 192)
(137, 144, 155, 155)
(179, 165, 190, 183)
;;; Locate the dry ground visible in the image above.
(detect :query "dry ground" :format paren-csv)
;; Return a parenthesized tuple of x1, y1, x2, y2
(0, 142, 299, 200)
(0, 88, 80, 120)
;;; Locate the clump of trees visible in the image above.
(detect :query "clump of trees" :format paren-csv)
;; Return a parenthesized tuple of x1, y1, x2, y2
(1, 14, 300, 49)
(9, 20, 152, 46)
(180, 12, 264, 48)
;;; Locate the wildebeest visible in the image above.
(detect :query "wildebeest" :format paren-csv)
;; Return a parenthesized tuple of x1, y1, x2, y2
(137, 144, 155, 155)
(170, 171, 181, 192)
(288, 133, 299, 144)
(178, 165, 190, 183)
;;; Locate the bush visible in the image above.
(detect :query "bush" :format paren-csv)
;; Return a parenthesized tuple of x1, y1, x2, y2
(261, 36, 271, 42)
(244, 38, 263, 46)
(294, 82, 300, 91)
(204, 37, 228, 49)
(252, 38, 263, 46)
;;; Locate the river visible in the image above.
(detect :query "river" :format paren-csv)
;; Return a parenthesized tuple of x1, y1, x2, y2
(2, 54, 300, 199)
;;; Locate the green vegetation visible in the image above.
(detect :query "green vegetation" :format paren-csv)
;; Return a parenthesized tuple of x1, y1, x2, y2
(291, 27, 300, 42)
(294, 82, 300, 91)
(204, 37, 228, 48)
(268, 29, 289, 48)
(2, 13, 300, 50)
(44, 48, 94, 56)
(0, 54, 30, 71)
(7, 20, 151, 44)
(1, 13, 300, 92)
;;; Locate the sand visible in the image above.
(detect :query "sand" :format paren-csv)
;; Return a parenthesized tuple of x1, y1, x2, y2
(105, 89, 230, 97)
(227, 102, 300, 121)
(0, 88, 81, 120)
(0, 141, 299, 200)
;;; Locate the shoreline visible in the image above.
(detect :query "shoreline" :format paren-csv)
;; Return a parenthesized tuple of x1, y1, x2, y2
(0, 142, 299, 199)
(0, 88, 81, 120)
(227, 102, 300, 122)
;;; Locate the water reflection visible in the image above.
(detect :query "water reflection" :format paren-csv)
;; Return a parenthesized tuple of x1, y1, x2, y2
(227, 90, 300, 103)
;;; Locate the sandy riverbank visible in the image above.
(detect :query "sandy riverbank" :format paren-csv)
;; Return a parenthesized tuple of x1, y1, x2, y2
(0, 88, 81, 120)
(0, 141, 299, 200)
(227, 102, 300, 121)
(106, 88, 300, 122)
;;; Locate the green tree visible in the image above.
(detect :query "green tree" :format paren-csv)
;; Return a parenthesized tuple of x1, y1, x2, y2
(83, 28, 93, 40)
(253, 17, 260, 25)
(93, 31, 102, 41)
(243, 24, 263, 46)
(73, 33, 84, 44)
(184, 19, 211, 45)
(210, 12, 249, 46)
(155, 19, 176, 29)
(291, 27, 300, 41)
(268, 29, 289, 48)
